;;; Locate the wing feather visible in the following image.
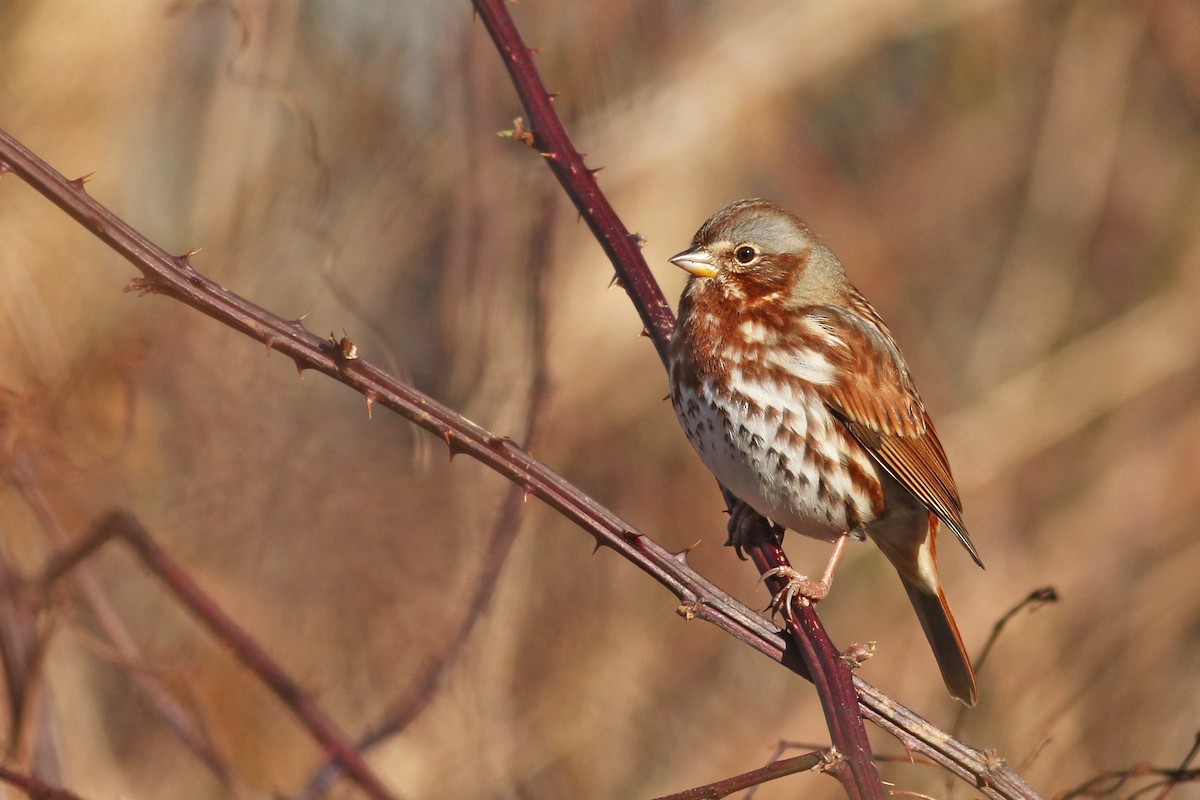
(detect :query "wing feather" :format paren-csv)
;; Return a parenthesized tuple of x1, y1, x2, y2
(814, 296, 982, 566)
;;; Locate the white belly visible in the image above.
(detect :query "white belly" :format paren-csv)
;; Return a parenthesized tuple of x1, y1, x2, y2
(673, 379, 880, 542)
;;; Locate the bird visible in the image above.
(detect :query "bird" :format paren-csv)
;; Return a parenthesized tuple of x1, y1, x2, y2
(667, 198, 982, 706)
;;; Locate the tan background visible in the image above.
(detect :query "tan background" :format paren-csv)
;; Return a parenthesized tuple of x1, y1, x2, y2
(1, 1, 1198, 798)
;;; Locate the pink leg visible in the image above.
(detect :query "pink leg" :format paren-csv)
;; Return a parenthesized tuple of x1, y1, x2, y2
(764, 533, 851, 618)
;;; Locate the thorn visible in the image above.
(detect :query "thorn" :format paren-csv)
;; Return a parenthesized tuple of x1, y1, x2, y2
(547, 92, 559, 102)
(290, 313, 311, 329)
(364, 391, 377, 419)
(443, 431, 468, 462)
(607, 273, 623, 289)
(592, 538, 603, 555)
(539, 151, 559, 161)
(662, 394, 670, 402)
(618, 529, 640, 545)
(676, 600, 702, 621)
(0, 162, 11, 175)
(293, 357, 307, 378)
(669, 540, 701, 564)
(174, 248, 202, 269)
(522, 487, 532, 503)
(630, 232, 647, 248)
(263, 334, 280, 353)
(70, 172, 94, 191)
(588, 164, 606, 175)
(485, 435, 512, 450)
(528, 47, 543, 56)
(637, 328, 651, 338)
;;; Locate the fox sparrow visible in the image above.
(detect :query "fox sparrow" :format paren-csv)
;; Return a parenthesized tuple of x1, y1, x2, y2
(667, 199, 982, 705)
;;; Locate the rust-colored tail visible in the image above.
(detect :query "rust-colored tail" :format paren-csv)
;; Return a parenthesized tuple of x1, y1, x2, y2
(900, 573, 977, 706)
(872, 512, 977, 706)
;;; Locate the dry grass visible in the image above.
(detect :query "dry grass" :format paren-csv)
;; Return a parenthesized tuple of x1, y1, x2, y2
(0, 1, 1198, 798)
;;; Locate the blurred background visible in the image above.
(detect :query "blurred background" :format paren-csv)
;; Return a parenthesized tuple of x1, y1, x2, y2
(1, 1, 1198, 798)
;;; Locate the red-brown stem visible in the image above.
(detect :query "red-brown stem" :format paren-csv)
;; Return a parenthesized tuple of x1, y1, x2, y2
(750, 535, 872, 786)
(469, 2, 883, 797)
(469, 2, 675, 360)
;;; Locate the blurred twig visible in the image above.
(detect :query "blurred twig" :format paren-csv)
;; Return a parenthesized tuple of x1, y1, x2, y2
(0, 764, 89, 800)
(52, 510, 401, 800)
(1052, 761, 1200, 800)
(966, 1, 1146, 388)
(0, 549, 58, 777)
(950, 587, 1059, 741)
(579, 0, 1021, 193)
(973, 587, 1060, 677)
(1147, 0, 1200, 118)
(946, 278, 1200, 489)
(10, 457, 253, 798)
(651, 748, 829, 800)
(1153, 732, 1200, 800)
(0, 549, 41, 760)
(292, 192, 559, 800)
(944, 587, 1059, 796)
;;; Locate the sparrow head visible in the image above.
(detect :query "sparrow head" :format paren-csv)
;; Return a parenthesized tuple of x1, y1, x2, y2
(670, 199, 849, 306)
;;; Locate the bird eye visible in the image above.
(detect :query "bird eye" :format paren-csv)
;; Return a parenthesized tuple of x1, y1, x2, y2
(734, 245, 758, 265)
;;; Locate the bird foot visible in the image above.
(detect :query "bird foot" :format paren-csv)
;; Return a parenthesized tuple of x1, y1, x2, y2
(726, 501, 783, 560)
(763, 566, 831, 620)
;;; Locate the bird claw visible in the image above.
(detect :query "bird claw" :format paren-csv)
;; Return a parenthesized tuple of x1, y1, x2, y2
(726, 501, 783, 560)
(763, 566, 830, 620)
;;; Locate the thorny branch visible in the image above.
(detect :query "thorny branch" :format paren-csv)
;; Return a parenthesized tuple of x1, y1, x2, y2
(0, 123, 1038, 798)
(468, 2, 883, 797)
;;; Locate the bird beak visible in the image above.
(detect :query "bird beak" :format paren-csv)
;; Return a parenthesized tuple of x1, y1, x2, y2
(669, 245, 719, 278)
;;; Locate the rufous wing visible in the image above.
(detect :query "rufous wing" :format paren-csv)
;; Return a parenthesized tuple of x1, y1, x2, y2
(815, 296, 982, 566)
